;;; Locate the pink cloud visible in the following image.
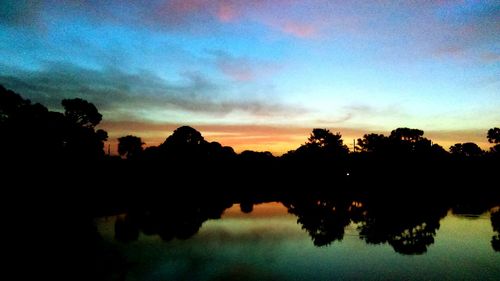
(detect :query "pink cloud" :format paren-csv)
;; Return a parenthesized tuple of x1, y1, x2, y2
(153, 0, 322, 38)
(281, 21, 318, 38)
(166, 0, 208, 13)
(217, 3, 238, 22)
(26, 0, 500, 51)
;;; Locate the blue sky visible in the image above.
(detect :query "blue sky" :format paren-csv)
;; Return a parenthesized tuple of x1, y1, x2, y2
(1, 0, 499, 154)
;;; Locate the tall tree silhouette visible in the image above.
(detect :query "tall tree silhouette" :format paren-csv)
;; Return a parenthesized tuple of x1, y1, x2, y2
(62, 98, 102, 129)
(0, 86, 108, 161)
(118, 135, 144, 160)
(487, 128, 500, 144)
(61, 98, 107, 160)
(1, 86, 66, 159)
(488, 128, 500, 154)
(389, 127, 427, 154)
(307, 128, 347, 150)
(285, 128, 349, 162)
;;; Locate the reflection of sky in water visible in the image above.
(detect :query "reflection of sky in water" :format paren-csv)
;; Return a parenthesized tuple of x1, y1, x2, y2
(96, 203, 500, 281)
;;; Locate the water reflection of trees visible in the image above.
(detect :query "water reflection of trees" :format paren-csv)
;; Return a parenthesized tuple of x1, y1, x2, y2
(283, 197, 352, 246)
(357, 200, 448, 255)
(114, 198, 232, 243)
(109, 192, 500, 255)
(492, 209, 500, 252)
(282, 195, 448, 255)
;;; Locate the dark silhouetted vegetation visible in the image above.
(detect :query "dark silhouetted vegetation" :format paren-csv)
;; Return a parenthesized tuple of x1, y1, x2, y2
(2, 84, 499, 192)
(0, 85, 108, 161)
(117, 135, 144, 160)
(3, 84, 499, 280)
(102, 190, 499, 256)
(492, 209, 500, 252)
(450, 142, 484, 157)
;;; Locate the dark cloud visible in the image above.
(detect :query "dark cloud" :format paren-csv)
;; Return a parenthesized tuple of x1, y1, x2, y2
(209, 50, 282, 82)
(0, 62, 305, 118)
(0, 0, 43, 27)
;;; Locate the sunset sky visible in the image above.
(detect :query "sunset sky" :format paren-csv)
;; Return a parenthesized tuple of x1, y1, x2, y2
(1, 1, 499, 154)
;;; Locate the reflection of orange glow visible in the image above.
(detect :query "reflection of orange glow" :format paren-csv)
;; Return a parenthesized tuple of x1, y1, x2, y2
(352, 201, 363, 208)
(222, 202, 290, 218)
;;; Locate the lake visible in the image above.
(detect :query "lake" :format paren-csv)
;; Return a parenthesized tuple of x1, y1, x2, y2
(95, 198, 500, 281)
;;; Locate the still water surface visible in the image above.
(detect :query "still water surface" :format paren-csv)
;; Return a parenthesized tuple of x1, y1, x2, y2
(96, 202, 500, 281)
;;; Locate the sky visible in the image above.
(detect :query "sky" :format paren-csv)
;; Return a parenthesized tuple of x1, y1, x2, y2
(1, 0, 499, 154)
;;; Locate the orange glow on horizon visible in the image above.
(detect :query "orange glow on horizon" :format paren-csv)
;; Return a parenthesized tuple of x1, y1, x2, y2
(100, 120, 495, 156)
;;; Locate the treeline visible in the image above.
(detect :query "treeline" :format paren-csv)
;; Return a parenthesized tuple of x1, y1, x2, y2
(0, 85, 107, 161)
(1, 85, 499, 191)
(4, 85, 499, 281)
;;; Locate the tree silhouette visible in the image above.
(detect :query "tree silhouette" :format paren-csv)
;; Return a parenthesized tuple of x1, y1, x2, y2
(205, 141, 237, 161)
(239, 150, 274, 161)
(389, 128, 424, 143)
(163, 126, 205, 146)
(158, 126, 208, 162)
(387, 127, 438, 156)
(284, 128, 349, 163)
(307, 128, 347, 150)
(449, 142, 483, 157)
(356, 133, 388, 153)
(155, 126, 238, 164)
(487, 128, 500, 155)
(118, 135, 144, 160)
(62, 98, 102, 129)
(0, 85, 31, 122)
(449, 143, 463, 155)
(487, 128, 500, 144)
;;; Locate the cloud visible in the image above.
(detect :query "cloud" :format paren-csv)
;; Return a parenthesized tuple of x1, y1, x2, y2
(216, 2, 238, 22)
(343, 104, 405, 118)
(3, 0, 498, 54)
(482, 52, 500, 63)
(0, 62, 305, 119)
(281, 22, 317, 38)
(314, 104, 407, 128)
(210, 51, 282, 82)
(0, 0, 43, 28)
